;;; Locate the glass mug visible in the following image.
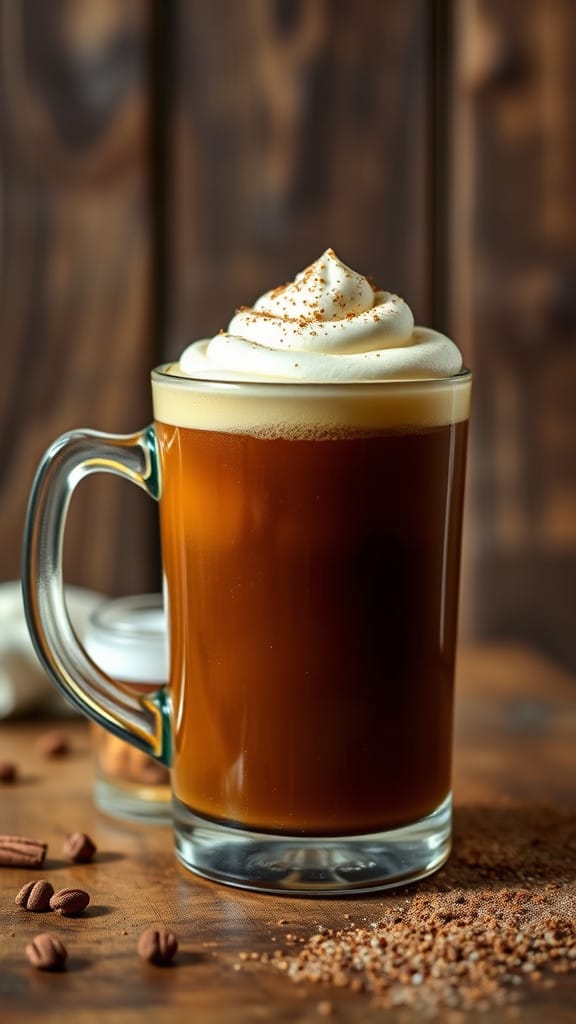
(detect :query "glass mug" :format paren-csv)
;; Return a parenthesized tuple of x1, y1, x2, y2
(22, 366, 471, 894)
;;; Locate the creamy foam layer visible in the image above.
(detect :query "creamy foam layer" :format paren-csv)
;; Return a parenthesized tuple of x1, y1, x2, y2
(177, 249, 463, 384)
(152, 371, 471, 437)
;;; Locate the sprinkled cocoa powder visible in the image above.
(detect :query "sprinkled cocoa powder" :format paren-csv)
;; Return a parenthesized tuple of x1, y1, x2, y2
(250, 805, 576, 1014)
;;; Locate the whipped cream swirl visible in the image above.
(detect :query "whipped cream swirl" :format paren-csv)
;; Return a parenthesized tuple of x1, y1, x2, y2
(178, 249, 462, 382)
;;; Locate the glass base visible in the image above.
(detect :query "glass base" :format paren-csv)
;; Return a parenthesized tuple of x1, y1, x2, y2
(173, 795, 451, 894)
(94, 777, 172, 825)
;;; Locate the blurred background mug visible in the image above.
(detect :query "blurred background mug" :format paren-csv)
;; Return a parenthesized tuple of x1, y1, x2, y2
(84, 593, 171, 822)
(22, 364, 471, 894)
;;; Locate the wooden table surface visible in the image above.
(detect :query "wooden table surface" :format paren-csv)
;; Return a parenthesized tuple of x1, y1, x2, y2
(1, 644, 575, 1023)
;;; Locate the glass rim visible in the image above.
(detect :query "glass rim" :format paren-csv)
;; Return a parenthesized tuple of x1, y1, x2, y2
(87, 594, 166, 643)
(151, 364, 472, 391)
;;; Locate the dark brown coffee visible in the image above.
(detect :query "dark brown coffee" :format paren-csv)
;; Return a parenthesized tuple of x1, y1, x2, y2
(156, 418, 468, 836)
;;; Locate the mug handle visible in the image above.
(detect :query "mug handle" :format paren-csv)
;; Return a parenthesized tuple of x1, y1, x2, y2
(21, 426, 171, 766)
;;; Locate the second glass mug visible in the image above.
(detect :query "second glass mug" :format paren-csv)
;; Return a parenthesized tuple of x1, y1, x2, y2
(22, 366, 471, 894)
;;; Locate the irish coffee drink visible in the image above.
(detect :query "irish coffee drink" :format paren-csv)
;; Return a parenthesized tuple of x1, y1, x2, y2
(24, 248, 470, 892)
(149, 249, 471, 890)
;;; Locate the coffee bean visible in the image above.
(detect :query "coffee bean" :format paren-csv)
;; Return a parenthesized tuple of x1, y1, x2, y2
(62, 832, 97, 863)
(137, 927, 178, 965)
(50, 888, 90, 916)
(15, 879, 54, 912)
(26, 933, 67, 970)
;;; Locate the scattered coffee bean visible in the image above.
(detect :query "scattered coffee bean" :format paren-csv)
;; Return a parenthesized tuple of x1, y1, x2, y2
(0, 761, 17, 783)
(15, 879, 54, 912)
(38, 730, 70, 758)
(137, 927, 178, 965)
(26, 933, 67, 971)
(50, 888, 90, 916)
(62, 832, 97, 863)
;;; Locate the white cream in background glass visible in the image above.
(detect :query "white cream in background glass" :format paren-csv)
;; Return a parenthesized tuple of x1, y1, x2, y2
(84, 594, 170, 822)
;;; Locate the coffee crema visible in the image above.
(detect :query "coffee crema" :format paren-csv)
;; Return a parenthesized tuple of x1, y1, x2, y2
(152, 371, 470, 437)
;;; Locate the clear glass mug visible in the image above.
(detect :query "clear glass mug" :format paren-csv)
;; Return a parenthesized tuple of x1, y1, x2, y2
(22, 366, 471, 894)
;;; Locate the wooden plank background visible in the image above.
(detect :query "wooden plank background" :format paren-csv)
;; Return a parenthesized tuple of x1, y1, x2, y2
(450, 0, 576, 665)
(0, 0, 574, 668)
(165, 0, 438, 349)
(0, 0, 157, 596)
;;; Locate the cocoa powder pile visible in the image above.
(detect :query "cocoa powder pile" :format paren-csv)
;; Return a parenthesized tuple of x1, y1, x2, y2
(261, 805, 576, 1015)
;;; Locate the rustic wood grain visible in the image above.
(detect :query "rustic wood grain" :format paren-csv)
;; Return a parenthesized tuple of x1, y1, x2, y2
(0, 646, 574, 1022)
(2, 0, 576, 666)
(450, 0, 576, 666)
(0, 0, 158, 596)
(165, 0, 438, 355)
